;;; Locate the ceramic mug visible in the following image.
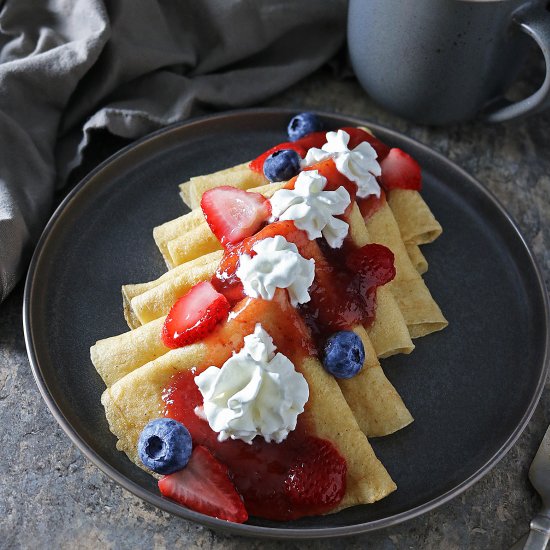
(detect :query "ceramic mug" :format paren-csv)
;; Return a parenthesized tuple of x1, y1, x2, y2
(347, 0, 550, 124)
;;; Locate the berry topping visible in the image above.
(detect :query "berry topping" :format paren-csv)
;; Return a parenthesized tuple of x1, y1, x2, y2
(345, 243, 396, 286)
(201, 186, 271, 247)
(284, 438, 347, 508)
(158, 445, 248, 523)
(379, 148, 422, 191)
(293, 131, 327, 151)
(138, 418, 192, 475)
(162, 281, 230, 348)
(287, 112, 323, 142)
(322, 331, 365, 379)
(263, 149, 301, 182)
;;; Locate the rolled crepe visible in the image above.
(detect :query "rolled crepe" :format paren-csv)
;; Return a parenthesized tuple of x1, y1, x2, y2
(91, 316, 167, 387)
(122, 251, 223, 328)
(358, 126, 442, 247)
(101, 294, 397, 509)
(179, 165, 269, 210)
(93, 306, 414, 437)
(123, 253, 222, 329)
(164, 224, 221, 270)
(387, 189, 442, 246)
(123, 251, 223, 302)
(180, 162, 266, 209)
(348, 325, 413, 436)
(364, 201, 447, 339)
(406, 244, 428, 274)
(347, 204, 415, 358)
(159, 182, 286, 268)
(153, 209, 210, 268)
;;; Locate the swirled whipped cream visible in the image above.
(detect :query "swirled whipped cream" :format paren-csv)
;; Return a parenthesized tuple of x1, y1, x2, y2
(270, 170, 351, 248)
(194, 323, 309, 444)
(236, 235, 315, 306)
(303, 129, 382, 199)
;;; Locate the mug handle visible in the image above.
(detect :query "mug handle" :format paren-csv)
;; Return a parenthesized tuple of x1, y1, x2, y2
(483, 3, 550, 123)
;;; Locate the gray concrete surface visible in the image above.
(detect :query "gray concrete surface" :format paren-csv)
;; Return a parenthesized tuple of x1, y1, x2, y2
(1, 66, 549, 549)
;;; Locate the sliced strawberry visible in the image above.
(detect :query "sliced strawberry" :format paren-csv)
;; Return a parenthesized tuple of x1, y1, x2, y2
(284, 438, 346, 509)
(162, 281, 230, 348)
(294, 130, 327, 151)
(379, 148, 422, 191)
(201, 186, 271, 247)
(249, 142, 306, 173)
(158, 445, 248, 523)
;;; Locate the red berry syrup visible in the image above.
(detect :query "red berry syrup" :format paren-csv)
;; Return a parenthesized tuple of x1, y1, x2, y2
(161, 294, 346, 521)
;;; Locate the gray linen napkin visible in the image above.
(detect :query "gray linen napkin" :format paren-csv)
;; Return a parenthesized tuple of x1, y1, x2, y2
(0, 0, 346, 302)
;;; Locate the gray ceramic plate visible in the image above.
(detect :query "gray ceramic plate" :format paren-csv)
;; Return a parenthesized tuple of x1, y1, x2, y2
(24, 109, 549, 539)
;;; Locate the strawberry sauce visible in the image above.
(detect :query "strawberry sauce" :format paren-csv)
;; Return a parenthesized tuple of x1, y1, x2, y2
(301, 240, 395, 340)
(163, 370, 346, 520)
(357, 189, 387, 222)
(161, 294, 346, 521)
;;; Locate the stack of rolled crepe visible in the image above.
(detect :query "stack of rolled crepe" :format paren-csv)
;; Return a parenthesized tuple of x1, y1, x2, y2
(91, 128, 448, 514)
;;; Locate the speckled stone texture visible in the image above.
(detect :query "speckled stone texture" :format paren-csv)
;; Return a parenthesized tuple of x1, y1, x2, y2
(1, 62, 549, 549)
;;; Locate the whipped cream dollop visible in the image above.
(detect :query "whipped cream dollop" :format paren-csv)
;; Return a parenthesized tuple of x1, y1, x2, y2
(194, 324, 309, 444)
(303, 129, 382, 199)
(236, 235, 315, 306)
(270, 170, 351, 248)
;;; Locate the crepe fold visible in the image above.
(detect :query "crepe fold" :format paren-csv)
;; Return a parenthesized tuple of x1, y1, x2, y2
(363, 200, 447, 339)
(101, 294, 397, 510)
(122, 252, 223, 329)
(406, 244, 428, 275)
(91, 316, 166, 387)
(387, 189, 442, 246)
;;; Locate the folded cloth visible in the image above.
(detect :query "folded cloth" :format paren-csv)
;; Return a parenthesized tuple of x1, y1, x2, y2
(0, 0, 346, 302)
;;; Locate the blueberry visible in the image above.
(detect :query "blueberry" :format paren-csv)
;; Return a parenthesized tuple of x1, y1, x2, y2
(287, 112, 323, 141)
(323, 331, 365, 379)
(138, 418, 192, 475)
(263, 149, 301, 182)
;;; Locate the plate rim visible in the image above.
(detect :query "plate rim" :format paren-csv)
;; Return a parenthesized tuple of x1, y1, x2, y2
(23, 107, 550, 539)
